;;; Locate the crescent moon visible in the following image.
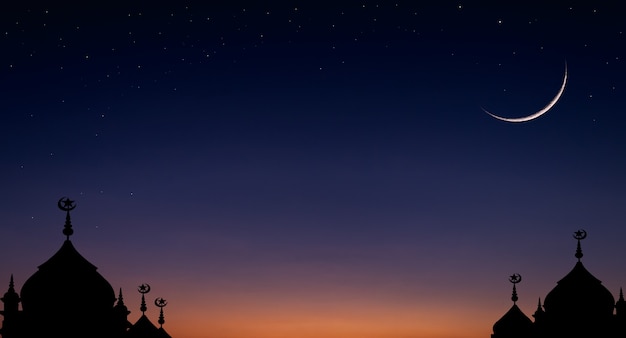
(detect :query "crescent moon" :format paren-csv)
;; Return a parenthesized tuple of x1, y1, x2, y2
(482, 63, 567, 123)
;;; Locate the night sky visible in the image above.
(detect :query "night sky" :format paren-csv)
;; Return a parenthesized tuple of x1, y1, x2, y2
(1, 2, 626, 338)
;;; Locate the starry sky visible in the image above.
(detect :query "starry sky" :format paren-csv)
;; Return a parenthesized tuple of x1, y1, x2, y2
(1, 2, 626, 338)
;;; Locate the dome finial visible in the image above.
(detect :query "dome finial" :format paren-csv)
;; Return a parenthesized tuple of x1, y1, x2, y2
(58, 197, 76, 240)
(509, 273, 522, 304)
(138, 283, 150, 314)
(155, 297, 168, 328)
(573, 229, 587, 261)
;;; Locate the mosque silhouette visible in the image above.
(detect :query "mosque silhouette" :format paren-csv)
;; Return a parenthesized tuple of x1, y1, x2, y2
(492, 229, 626, 338)
(4, 199, 626, 338)
(0, 198, 172, 338)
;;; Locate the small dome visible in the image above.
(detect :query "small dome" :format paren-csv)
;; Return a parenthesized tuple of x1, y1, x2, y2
(543, 261, 615, 319)
(492, 304, 533, 338)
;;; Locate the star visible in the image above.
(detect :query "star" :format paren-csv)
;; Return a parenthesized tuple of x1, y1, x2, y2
(62, 198, 74, 208)
(138, 284, 151, 293)
(574, 230, 587, 240)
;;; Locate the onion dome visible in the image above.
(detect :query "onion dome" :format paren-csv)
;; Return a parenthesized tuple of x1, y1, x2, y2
(18, 198, 116, 337)
(492, 274, 533, 338)
(542, 230, 615, 336)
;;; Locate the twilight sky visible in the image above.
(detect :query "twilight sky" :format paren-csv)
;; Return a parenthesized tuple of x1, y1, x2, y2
(1, 2, 626, 338)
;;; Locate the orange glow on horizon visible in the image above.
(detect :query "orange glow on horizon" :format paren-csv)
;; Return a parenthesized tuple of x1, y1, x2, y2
(154, 294, 493, 338)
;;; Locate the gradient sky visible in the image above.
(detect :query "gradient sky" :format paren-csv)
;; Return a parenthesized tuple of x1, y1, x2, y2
(1, 2, 626, 338)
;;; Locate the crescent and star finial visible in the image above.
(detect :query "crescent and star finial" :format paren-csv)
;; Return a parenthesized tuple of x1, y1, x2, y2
(155, 297, 168, 327)
(509, 273, 522, 284)
(138, 283, 151, 294)
(138, 283, 150, 314)
(58, 197, 76, 211)
(155, 297, 168, 308)
(58, 197, 76, 240)
(573, 229, 587, 240)
(574, 229, 587, 261)
(509, 273, 521, 304)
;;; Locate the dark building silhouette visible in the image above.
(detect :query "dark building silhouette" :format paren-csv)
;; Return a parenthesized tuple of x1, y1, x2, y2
(491, 230, 626, 338)
(0, 198, 172, 338)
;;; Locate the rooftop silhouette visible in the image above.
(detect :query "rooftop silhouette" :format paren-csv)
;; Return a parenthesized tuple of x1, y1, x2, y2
(492, 230, 626, 338)
(0, 197, 172, 338)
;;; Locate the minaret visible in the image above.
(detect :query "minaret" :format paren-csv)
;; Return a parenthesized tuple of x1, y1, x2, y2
(0, 275, 21, 338)
(1, 275, 19, 314)
(112, 288, 131, 335)
(616, 288, 626, 318)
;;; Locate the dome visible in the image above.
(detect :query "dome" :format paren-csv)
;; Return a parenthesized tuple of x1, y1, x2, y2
(19, 239, 116, 336)
(492, 304, 533, 338)
(20, 239, 116, 310)
(543, 261, 615, 318)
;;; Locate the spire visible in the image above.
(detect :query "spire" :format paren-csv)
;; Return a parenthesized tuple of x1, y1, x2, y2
(2, 274, 19, 300)
(116, 288, 126, 307)
(2, 274, 21, 314)
(573, 229, 587, 261)
(509, 273, 521, 304)
(57, 197, 77, 240)
(8, 274, 14, 291)
(114, 288, 129, 315)
(112, 287, 131, 334)
(616, 287, 626, 318)
(138, 283, 151, 314)
(155, 297, 168, 328)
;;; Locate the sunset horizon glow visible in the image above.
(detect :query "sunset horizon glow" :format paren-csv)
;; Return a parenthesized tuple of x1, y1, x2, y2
(2, 2, 626, 338)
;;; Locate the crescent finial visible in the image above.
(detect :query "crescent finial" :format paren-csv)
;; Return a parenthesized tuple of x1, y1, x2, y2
(508, 273, 521, 304)
(509, 273, 522, 284)
(574, 229, 587, 261)
(155, 297, 167, 327)
(573, 229, 587, 240)
(155, 297, 168, 308)
(57, 197, 76, 211)
(138, 283, 150, 314)
(138, 283, 151, 294)
(58, 197, 76, 240)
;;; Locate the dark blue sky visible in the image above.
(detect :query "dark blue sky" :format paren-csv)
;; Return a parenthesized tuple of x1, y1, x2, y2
(1, 2, 626, 338)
